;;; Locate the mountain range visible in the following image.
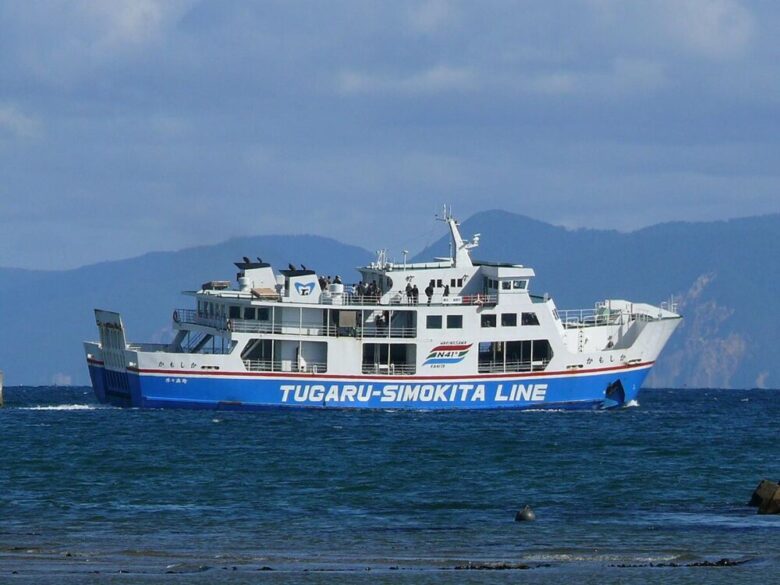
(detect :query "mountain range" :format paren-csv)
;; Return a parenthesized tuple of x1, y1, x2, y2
(1, 210, 777, 388)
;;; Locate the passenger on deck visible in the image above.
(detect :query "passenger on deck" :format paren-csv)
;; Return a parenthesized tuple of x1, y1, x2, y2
(443, 284, 450, 297)
(367, 281, 378, 304)
(334, 275, 342, 284)
(412, 285, 419, 305)
(405, 282, 413, 305)
(425, 284, 434, 305)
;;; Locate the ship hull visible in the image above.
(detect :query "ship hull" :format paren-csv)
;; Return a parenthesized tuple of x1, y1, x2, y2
(87, 361, 651, 411)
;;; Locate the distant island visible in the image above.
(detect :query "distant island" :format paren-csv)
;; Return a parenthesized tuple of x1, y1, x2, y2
(0, 210, 777, 389)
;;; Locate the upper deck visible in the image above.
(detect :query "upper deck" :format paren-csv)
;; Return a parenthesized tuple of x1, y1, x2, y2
(190, 210, 536, 311)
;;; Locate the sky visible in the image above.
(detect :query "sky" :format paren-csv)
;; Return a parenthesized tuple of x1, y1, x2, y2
(1, 0, 779, 270)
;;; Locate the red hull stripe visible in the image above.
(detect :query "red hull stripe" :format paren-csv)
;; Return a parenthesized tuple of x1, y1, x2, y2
(112, 361, 654, 381)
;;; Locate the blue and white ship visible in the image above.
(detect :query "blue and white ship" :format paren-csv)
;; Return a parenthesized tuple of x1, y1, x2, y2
(84, 210, 681, 410)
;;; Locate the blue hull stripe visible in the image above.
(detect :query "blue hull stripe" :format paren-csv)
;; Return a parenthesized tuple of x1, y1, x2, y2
(88, 363, 651, 411)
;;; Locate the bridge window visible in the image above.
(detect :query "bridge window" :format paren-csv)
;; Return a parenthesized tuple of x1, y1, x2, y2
(244, 307, 256, 320)
(501, 281, 511, 290)
(481, 314, 496, 328)
(427, 315, 442, 329)
(513, 280, 527, 289)
(501, 313, 517, 326)
(522, 312, 540, 325)
(447, 315, 463, 329)
(229, 306, 241, 319)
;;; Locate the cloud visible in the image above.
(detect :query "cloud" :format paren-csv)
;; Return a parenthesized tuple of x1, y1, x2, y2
(74, 0, 186, 50)
(516, 58, 667, 96)
(662, 0, 754, 59)
(0, 104, 41, 138)
(0, 1, 778, 270)
(0, 0, 193, 85)
(337, 57, 665, 99)
(337, 65, 474, 95)
(592, 0, 755, 60)
(407, 0, 455, 34)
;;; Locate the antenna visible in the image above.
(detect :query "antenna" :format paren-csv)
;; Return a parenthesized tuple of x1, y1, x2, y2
(402, 249, 408, 270)
(436, 204, 453, 223)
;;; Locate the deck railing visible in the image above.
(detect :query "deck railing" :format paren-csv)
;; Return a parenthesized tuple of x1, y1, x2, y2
(361, 363, 417, 375)
(357, 325, 416, 338)
(322, 291, 498, 307)
(243, 359, 327, 373)
(556, 308, 627, 328)
(174, 309, 227, 329)
(477, 359, 551, 373)
(176, 309, 418, 339)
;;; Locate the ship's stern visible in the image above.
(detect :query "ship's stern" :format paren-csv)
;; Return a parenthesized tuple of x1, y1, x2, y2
(84, 310, 141, 407)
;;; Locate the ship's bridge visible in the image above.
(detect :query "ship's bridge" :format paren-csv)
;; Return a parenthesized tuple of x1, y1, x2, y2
(187, 209, 537, 310)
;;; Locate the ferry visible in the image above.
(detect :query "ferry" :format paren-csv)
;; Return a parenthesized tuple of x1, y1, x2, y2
(84, 210, 681, 410)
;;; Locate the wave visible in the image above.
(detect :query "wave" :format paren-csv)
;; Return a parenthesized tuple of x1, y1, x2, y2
(16, 404, 103, 411)
(523, 552, 679, 563)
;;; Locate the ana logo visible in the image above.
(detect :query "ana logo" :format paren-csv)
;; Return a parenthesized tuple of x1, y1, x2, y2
(423, 343, 472, 366)
(295, 281, 316, 296)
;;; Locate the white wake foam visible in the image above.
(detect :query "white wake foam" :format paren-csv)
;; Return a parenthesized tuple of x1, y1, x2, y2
(18, 404, 101, 411)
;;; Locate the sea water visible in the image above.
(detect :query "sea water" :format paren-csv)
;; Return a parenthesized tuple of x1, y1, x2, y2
(1, 387, 779, 583)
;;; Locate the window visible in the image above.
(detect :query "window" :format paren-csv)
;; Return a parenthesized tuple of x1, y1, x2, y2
(481, 314, 496, 328)
(447, 315, 463, 329)
(244, 307, 256, 320)
(257, 308, 270, 320)
(457, 278, 463, 287)
(229, 306, 241, 319)
(436, 279, 443, 288)
(501, 281, 511, 290)
(427, 315, 442, 329)
(522, 312, 540, 326)
(478, 339, 553, 373)
(513, 280, 527, 289)
(501, 313, 517, 326)
(451, 278, 456, 287)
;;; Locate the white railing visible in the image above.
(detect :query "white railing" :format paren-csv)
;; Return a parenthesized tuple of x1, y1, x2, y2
(556, 308, 627, 328)
(175, 309, 227, 330)
(321, 291, 498, 307)
(358, 326, 416, 338)
(477, 359, 550, 374)
(177, 310, 418, 339)
(243, 359, 327, 373)
(361, 364, 417, 375)
(231, 320, 338, 336)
